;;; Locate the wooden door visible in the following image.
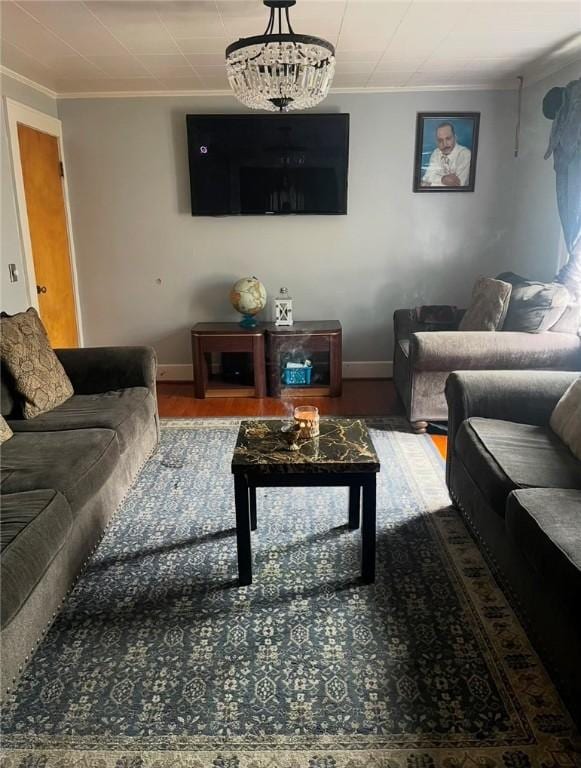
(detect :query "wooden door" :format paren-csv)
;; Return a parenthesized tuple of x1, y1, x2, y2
(17, 123, 78, 348)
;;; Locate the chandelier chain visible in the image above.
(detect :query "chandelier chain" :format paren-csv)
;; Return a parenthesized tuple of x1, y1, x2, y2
(285, 7, 294, 34)
(264, 8, 274, 36)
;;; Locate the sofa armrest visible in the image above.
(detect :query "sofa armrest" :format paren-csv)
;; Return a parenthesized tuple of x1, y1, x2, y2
(393, 309, 414, 342)
(445, 370, 579, 484)
(55, 346, 157, 397)
(411, 331, 581, 371)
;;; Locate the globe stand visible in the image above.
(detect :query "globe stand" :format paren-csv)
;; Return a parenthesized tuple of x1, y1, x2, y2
(239, 314, 258, 329)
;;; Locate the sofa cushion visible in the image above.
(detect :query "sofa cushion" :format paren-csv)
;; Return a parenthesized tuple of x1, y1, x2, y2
(1, 364, 18, 418)
(550, 377, 581, 461)
(7, 388, 154, 455)
(458, 277, 512, 331)
(506, 488, 581, 612)
(498, 274, 570, 333)
(1, 489, 72, 629)
(0, 429, 120, 514)
(455, 417, 581, 513)
(549, 303, 581, 335)
(414, 305, 459, 330)
(0, 308, 74, 418)
(0, 415, 12, 444)
(398, 339, 410, 358)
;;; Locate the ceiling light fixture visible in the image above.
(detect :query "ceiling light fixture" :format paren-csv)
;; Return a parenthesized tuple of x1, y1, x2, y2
(225, 0, 335, 113)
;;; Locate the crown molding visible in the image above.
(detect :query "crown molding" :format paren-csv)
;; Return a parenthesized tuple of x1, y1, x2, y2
(56, 82, 516, 100)
(57, 87, 233, 99)
(3, 56, 579, 102)
(1, 64, 520, 101)
(333, 83, 517, 93)
(520, 30, 581, 88)
(522, 54, 581, 89)
(0, 66, 57, 99)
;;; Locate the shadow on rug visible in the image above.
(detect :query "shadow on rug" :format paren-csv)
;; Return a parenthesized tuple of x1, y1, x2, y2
(2, 417, 579, 768)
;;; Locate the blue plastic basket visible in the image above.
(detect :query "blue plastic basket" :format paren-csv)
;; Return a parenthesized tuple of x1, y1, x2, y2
(282, 365, 312, 386)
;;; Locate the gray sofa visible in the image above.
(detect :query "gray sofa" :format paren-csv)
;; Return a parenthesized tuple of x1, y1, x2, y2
(393, 308, 581, 432)
(0, 346, 159, 696)
(445, 370, 581, 726)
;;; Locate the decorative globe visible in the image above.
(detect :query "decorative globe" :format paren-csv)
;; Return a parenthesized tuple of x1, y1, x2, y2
(229, 277, 267, 328)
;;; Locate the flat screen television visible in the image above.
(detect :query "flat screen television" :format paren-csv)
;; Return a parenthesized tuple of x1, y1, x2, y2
(186, 113, 349, 216)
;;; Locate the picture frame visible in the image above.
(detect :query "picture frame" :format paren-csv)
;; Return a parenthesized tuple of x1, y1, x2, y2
(413, 112, 480, 192)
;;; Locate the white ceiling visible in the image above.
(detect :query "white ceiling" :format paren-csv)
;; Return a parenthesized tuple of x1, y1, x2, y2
(1, 0, 580, 96)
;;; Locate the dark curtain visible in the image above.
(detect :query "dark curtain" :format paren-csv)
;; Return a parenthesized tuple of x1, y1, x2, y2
(544, 77, 581, 299)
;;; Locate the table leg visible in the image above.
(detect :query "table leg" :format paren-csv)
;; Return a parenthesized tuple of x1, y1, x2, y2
(361, 475, 376, 583)
(266, 336, 282, 397)
(249, 486, 257, 531)
(253, 335, 266, 398)
(329, 331, 342, 397)
(191, 334, 206, 399)
(234, 475, 252, 585)
(348, 485, 360, 529)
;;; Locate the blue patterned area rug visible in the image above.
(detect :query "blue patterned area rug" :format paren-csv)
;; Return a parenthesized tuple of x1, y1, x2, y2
(2, 418, 579, 768)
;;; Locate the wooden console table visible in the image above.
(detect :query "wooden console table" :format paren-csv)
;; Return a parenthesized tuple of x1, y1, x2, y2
(265, 321, 342, 398)
(191, 323, 266, 399)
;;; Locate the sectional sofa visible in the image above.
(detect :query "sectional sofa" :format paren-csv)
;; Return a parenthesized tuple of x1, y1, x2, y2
(445, 370, 581, 726)
(1, 346, 159, 696)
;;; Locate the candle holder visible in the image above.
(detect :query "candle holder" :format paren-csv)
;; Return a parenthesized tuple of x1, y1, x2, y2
(293, 406, 320, 439)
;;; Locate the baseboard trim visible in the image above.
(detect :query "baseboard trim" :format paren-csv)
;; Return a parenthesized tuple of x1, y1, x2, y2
(342, 361, 393, 379)
(157, 365, 194, 381)
(157, 361, 393, 382)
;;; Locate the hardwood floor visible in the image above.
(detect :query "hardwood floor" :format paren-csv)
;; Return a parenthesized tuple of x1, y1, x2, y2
(157, 379, 403, 419)
(156, 379, 448, 459)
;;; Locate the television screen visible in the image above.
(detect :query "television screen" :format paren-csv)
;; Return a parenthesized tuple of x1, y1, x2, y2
(186, 114, 349, 216)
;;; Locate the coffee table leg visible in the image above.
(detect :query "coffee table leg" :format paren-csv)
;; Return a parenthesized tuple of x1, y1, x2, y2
(249, 486, 257, 531)
(361, 475, 376, 583)
(234, 475, 252, 586)
(348, 485, 360, 529)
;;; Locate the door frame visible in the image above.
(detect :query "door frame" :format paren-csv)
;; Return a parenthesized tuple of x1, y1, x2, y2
(4, 97, 83, 344)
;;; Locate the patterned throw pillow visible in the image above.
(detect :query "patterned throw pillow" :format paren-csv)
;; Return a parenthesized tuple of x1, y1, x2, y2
(0, 308, 74, 419)
(458, 277, 513, 331)
(0, 414, 13, 443)
(550, 377, 581, 461)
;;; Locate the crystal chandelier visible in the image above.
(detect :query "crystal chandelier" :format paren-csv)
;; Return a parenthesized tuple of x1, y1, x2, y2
(225, 0, 335, 113)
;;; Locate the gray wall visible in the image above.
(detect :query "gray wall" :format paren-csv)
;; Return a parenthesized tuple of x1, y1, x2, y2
(510, 60, 581, 281)
(1, 73, 58, 314)
(59, 88, 517, 365)
(3, 64, 578, 363)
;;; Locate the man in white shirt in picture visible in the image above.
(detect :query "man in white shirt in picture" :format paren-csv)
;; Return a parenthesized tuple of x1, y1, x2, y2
(422, 122, 471, 187)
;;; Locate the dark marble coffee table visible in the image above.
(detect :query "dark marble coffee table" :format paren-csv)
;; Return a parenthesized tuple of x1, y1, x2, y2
(231, 418, 380, 586)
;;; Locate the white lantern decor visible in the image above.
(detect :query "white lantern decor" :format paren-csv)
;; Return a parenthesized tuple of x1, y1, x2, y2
(274, 287, 293, 326)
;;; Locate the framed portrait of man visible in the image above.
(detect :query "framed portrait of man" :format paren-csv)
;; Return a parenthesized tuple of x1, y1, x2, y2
(413, 112, 480, 192)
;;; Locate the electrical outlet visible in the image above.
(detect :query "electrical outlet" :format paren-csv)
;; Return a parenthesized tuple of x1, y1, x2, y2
(8, 264, 18, 283)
